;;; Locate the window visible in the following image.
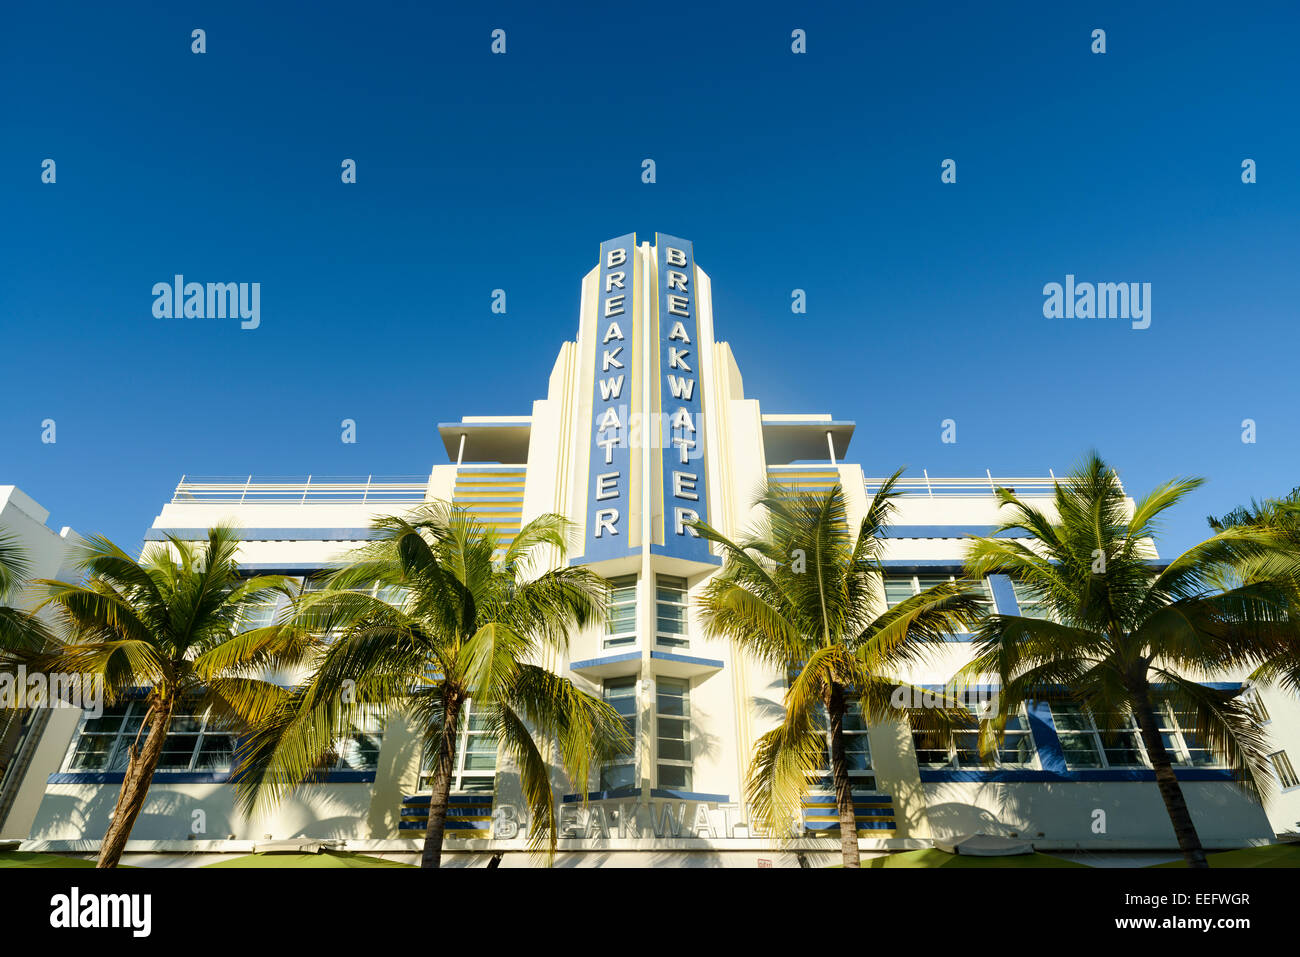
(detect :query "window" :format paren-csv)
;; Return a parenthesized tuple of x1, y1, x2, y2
(655, 575, 689, 648)
(1270, 750, 1299, 789)
(883, 575, 918, 609)
(418, 700, 497, 793)
(912, 709, 1036, 770)
(655, 678, 692, 790)
(300, 575, 327, 594)
(1009, 580, 1051, 619)
(1243, 688, 1271, 724)
(601, 678, 637, 790)
(605, 575, 637, 649)
(375, 584, 410, 609)
(237, 597, 279, 632)
(1048, 702, 1222, 770)
(829, 699, 872, 774)
(881, 573, 991, 634)
(315, 711, 385, 772)
(1050, 704, 1142, 768)
(65, 702, 235, 773)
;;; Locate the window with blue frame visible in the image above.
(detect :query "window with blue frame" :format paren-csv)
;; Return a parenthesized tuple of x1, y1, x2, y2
(1048, 701, 1222, 769)
(655, 677, 692, 789)
(314, 711, 385, 772)
(809, 698, 873, 783)
(605, 575, 638, 649)
(912, 708, 1036, 770)
(655, 575, 690, 648)
(882, 573, 993, 625)
(418, 699, 497, 793)
(1008, 579, 1052, 619)
(64, 701, 235, 773)
(600, 677, 638, 790)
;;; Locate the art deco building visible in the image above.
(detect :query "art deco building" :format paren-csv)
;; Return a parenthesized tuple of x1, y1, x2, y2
(5, 235, 1298, 866)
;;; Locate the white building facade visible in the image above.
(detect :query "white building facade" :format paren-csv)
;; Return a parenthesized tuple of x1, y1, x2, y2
(6, 233, 1300, 866)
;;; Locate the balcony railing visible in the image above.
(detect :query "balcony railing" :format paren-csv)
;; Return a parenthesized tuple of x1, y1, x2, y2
(863, 471, 1077, 498)
(171, 475, 431, 505)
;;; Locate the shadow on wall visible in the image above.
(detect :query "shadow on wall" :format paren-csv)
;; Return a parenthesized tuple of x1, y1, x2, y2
(30, 784, 380, 842)
(921, 779, 1274, 846)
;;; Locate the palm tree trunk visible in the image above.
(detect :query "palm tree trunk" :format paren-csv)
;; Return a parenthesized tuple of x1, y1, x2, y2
(1131, 687, 1208, 869)
(421, 694, 463, 869)
(97, 695, 173, 868)
(826, 683, 859, 868)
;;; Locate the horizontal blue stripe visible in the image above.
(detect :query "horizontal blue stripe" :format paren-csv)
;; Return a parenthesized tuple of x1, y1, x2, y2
(397, 822, 491, 832)
(237, 563, 333, 574)
(804, 792, 892, 802)
(570, 652, 641, 671)
(880, 561, 966, 571)
(48, 770, 376, 785)
(648, 789, 730, 802)
(920, 768, 1236, 783)
(402, 794, 494, 805)
(805, 821, 896, 831)
(401, 807, 489, 818)
(647, 545, 722, 564)
(649, 651, 725, 669)
(876, 526, 1033, 539)
(147, 528, 381, 542)
(562, 788, 640, 803)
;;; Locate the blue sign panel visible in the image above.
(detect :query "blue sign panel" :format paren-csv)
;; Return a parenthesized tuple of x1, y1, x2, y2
(655, 234, 711, 562)
(584, 233, 637, 562)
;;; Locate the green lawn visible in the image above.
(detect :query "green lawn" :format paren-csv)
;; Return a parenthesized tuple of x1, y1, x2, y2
(0, 851, 103, 868)
(865, 849, 1088, 868)
(1153, 843, 1300, 868)
(204, 850, 413, 868)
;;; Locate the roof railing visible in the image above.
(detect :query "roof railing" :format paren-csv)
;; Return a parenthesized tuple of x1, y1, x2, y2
(862, 475, 1068, 498)
(171, 475, 430, 504)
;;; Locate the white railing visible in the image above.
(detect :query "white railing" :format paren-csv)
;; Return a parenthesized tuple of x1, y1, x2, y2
(171, 475, 431, 504)
(864, 471, 1070, 498)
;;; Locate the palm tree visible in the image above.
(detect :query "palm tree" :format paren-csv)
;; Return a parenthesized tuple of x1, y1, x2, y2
(962, 453, 1300, 868)
(692, 472, 988, 868)
(1207, 486, 1300, 536)
(0, 534, 55, 795)
(0, 533, 53, 654)
(29, 527, 301, 868)
(233, 503, 630, 868)
(1206, 490, 1300, 701)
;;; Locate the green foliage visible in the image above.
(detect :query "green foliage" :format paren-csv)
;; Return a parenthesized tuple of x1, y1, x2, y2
(963, 452, 1300, 805)
(694, 472, 987, 842)
(233, 503, 630, 859)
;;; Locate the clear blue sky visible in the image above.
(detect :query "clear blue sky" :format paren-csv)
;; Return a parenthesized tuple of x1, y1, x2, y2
(2, 1, 1297, 558)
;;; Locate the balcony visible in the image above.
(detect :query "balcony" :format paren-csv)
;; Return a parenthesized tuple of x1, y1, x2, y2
(170, 475, 431, 505)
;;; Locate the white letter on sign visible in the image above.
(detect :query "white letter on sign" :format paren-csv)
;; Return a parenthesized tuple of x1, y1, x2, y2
(674, 507, 700, 536)
(607, 248, 627, 268)
(673, 471, 699, 500)
(595, 509, 620, 537)
(596, 472, 620, 500)
(666, 247, 687, 267)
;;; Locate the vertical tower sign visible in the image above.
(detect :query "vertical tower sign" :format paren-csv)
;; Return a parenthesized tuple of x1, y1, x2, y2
(585, 233, 637, 562)
(655, 233, 711, 562)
